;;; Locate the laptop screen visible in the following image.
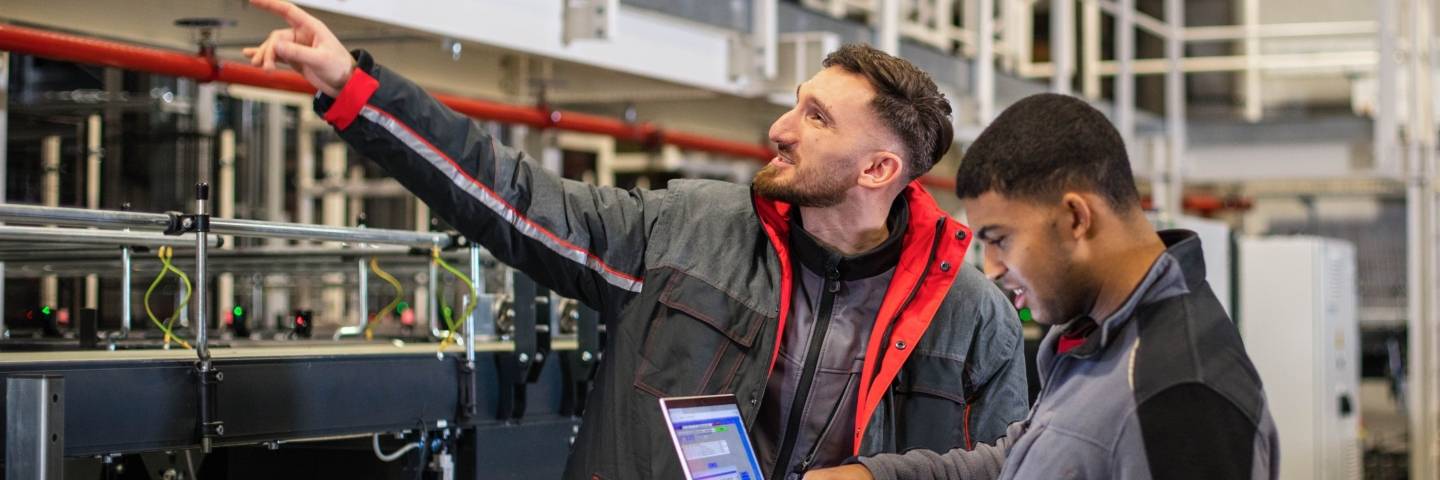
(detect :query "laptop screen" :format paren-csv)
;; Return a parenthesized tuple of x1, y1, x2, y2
(661, 396, 764, 480)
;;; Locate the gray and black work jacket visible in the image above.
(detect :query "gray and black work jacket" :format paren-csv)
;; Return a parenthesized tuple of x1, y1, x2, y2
(858, 230, 1281, 479)
(315, 51, 1030, 480)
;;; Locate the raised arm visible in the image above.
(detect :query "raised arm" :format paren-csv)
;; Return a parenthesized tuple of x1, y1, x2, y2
(245, 0, 662, 311)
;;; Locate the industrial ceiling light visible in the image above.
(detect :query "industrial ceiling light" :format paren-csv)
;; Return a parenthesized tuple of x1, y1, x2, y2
(443, 38, 463, 61)
(174, 17, 237, 60)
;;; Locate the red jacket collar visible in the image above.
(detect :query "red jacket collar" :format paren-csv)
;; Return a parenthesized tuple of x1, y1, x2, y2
(752, 181, 976, 452)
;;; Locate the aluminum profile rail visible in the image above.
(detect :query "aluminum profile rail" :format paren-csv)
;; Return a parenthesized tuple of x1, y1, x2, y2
(0, 204, 451, 248)
(0, 225, 218, 248)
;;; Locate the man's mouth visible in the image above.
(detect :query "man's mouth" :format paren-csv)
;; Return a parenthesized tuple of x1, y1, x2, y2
(1011, 287, 1027, 310)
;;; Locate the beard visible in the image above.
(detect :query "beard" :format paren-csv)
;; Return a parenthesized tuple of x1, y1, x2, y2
(752, 160, 854, 208)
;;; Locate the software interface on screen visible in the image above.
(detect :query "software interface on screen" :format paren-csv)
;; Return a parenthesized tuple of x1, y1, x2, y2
(666, 403, 763, 480)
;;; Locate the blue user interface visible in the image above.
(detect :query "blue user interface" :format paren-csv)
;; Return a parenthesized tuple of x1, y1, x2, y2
(668, 403, 763, 480)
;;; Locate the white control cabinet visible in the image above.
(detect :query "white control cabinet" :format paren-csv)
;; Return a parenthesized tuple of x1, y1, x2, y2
(1239, 236, 1361, 480)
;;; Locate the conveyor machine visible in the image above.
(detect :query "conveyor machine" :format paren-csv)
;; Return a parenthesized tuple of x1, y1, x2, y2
(0, 185, 604, 479)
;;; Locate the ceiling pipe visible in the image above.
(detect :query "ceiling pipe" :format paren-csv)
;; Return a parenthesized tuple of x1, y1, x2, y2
(0, 24, 960, 189)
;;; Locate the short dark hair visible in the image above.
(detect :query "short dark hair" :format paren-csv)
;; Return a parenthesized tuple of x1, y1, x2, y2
(822, 44, 953, 182)
(954, 93, 1139, 210)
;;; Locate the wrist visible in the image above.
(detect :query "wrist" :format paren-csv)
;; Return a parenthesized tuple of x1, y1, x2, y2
(335, 58, 357, 92)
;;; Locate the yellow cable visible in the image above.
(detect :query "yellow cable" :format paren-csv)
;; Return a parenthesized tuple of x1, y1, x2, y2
(431, 247, 477, 351)
(161, 251, 194, 343)
(364, 257, 406, 340)
(142, 246, 192, 350)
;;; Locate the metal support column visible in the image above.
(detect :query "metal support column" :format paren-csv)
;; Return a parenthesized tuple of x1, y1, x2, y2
(264, 103, 286, 240)
(347, 165, 364, 228)
(1148, 137, 1169, 224)
(1, 51, 10, 337)
(1376, 0, 1400, 176)
(429, 254, 443, 339)
(1162, 0, 1185, 223)
(191, 183, 223, 452)
(1081, 0, 1101, 99)
(263, 103, 288, 330)
(460, 243, 482, 418)
(878, 0, 901, 55)
(84, 114, 101, 310)
(977, 0, 996, 123)
(754, 0, 778, 80)
(194, 184, 212, 363)
(1051, 0, 1074, 94)
(195, 83, 217, 188)
(962, 0, 979, 57)
(351, 249, 369, 337)
(1408, 0, 1439, 476)
(1004, 0, 1033, 72)
(120, 238, 132, 341)
(415, 198, 432, 331)
(296, 109, 317, 230)
(217, 129, 236, 327)
(1409, 126, 1438, 480)
(334, 213, 369, 340)
(1242, 0, 1261, 121)
(1115, 0, 1136, 141)
(41, 135, 61, 310)
(321, 143, 348, 326)
(5, 376, 63, 480)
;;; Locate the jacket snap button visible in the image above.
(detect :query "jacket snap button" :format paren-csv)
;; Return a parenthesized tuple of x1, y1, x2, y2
(955, 230, 967, 241)
(894, 340, 907, 350)
(940, 261, 951, 272)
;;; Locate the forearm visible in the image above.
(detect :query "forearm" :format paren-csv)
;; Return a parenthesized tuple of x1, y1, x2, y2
(316, 51, 655, 307)
(856, 440, 1008, 480)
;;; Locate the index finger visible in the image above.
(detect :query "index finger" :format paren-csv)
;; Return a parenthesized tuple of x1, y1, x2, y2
(250, 0, 321, 30)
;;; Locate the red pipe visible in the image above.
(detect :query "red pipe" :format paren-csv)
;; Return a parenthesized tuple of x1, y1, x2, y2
(0, 24, 969, 191)
(1140, 194, 1255, 216)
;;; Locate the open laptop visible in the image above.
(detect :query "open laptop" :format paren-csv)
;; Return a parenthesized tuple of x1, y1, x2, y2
(659, 395, 765, 480)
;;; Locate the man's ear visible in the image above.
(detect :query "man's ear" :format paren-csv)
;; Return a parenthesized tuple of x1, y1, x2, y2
(1059, 192, 1094, 240)
(858, 151, 905, 189)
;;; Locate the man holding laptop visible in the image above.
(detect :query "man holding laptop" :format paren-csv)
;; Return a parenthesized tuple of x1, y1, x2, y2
(805, 95, 1280, 479)
(245, 2, 1029, 478)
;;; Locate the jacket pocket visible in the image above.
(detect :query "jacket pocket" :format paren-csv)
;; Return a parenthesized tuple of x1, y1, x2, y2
(892, 353, 973, 451)
(633, 271, 769, 398)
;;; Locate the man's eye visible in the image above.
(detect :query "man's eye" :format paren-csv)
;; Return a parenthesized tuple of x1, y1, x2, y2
(807, 112, 824, 123)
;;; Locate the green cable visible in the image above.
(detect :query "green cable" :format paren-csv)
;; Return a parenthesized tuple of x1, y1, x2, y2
(431, 247, 477, 350)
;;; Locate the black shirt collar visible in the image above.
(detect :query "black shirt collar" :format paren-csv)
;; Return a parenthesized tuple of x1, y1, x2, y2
(788, 196, 909, 280)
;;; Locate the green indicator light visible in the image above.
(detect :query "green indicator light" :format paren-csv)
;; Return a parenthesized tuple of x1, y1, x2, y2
(40, 306, 51, 315)
(1018, 307, 1032, 323)
(233, 306, 244, 316)
(396, 301, 410, 314)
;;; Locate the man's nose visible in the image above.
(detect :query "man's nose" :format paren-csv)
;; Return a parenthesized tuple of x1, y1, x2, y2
(982, 248, 1006, 281)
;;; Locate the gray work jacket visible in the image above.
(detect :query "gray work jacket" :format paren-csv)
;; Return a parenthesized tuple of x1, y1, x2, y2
(858, 230, 1281, 480)
(316, 51, 1030, 480)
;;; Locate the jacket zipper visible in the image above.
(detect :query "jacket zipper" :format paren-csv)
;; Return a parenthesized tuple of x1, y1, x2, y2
(771, 262, 841, 480)
(797, 371, 858, 472)
(885, 385, 897, 451)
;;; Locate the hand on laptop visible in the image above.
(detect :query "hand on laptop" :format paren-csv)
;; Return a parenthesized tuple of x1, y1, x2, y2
(802, 464, 874, 480)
